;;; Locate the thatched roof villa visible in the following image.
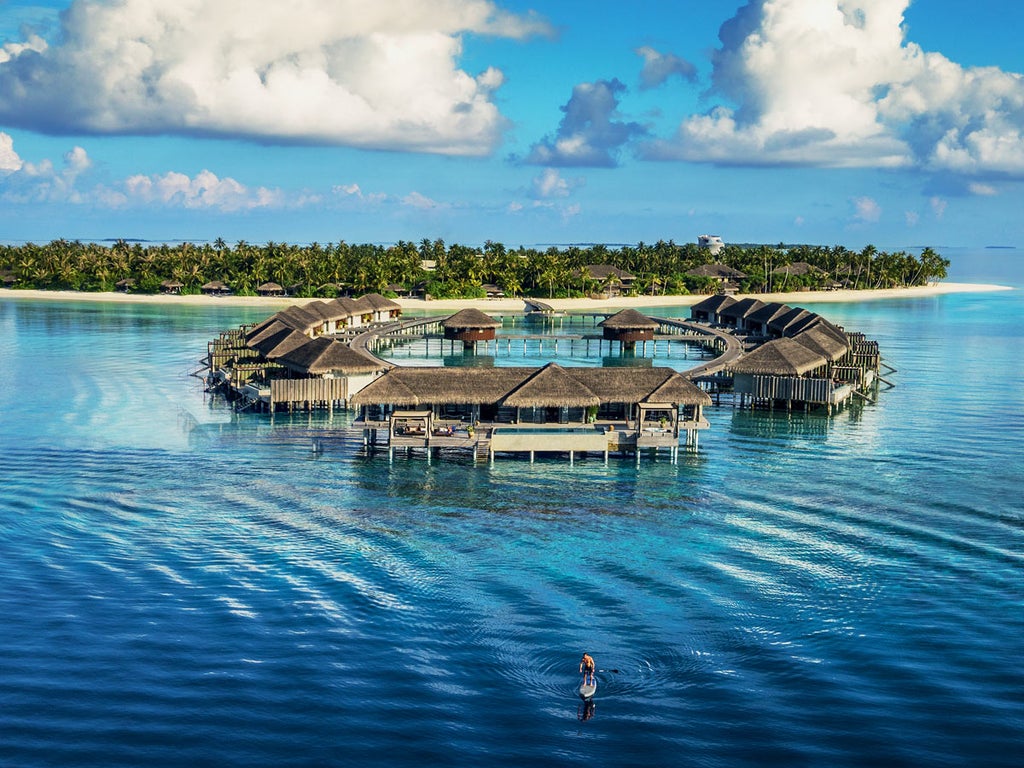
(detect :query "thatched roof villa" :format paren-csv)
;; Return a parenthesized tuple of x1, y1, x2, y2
(599, 308, 659, 346)
(351, 362, 712, 461)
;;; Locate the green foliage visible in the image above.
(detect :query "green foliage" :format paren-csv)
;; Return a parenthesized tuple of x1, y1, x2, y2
(0, 239, 952, 297)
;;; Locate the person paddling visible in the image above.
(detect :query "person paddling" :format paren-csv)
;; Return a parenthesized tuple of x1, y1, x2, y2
(579, 652, 595, 686)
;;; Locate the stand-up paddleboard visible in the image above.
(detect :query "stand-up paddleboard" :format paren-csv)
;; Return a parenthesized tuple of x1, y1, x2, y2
(577, 678, 597, 700)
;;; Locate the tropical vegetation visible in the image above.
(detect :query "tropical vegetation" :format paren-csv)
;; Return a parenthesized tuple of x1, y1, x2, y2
(0, 238, 950, 298)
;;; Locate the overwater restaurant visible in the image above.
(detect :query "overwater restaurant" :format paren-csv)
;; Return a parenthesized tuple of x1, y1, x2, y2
(350, 363, 713, 460)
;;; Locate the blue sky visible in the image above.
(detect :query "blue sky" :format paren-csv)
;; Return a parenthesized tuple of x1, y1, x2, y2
(1, 0, 1023, 249)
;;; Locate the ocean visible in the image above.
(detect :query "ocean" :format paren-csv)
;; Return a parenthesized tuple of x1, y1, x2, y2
(1, 249, 1021, 767)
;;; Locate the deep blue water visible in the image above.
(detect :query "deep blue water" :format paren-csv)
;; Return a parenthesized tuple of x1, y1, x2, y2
(1, 254, 1022, 767)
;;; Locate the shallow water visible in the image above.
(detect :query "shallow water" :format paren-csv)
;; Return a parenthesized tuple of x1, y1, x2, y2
(1, 258, 1022, 767)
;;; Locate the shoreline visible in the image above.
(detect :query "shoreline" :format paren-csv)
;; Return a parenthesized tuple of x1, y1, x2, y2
(0, 281, 1012, 312)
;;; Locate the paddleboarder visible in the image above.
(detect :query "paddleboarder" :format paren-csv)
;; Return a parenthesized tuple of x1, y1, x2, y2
(579, 652, 595, 686)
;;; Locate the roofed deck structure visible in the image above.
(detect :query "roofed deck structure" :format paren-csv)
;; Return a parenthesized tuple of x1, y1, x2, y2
(351, 363, 712, 462)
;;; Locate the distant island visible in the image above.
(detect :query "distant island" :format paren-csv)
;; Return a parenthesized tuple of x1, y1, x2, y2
(0, 238, 950, 300)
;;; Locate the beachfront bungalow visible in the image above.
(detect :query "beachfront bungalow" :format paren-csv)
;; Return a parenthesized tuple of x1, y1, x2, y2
(351, 363, 712, 461)
(257, 282, 286, 297)
(201, 280, 231, 296)
(599, 309, 658, 350)
(690, 294, 737, 324)
(582, 264, 636, 297)
(160, 279, 183, 295)
(686, 263, 746, 293)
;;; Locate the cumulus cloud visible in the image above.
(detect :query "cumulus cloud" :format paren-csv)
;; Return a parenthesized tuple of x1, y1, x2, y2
(123, 170, 284, 211)
(0, 138, 93, 203)
(0, 0, 550, 155)
(0, 131, 22, 172)
(636, 46, 698, 90)
(523, 78, 646, 167)
(641, 0, 1024, 177)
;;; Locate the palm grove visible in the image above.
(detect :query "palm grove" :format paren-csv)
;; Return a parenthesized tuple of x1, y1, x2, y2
(0, 238, 949, 298)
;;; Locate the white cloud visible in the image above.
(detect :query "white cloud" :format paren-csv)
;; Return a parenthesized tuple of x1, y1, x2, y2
(0, 138, 91, 203)
(642, 0, 1024, 177)
(930, 196, 947, 218)
(531, 168, 577, 198)
(402, 191, 447, 210)
(0, 131, 22, 172)
(853, 196, 882, 223)
(967, 182, 997, 196)
(0, 0, 550, 156)
(123, 170, 283, 211)
(905, 210, 919, 226)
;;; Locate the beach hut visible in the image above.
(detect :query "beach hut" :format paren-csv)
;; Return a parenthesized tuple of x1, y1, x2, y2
(159, 279, 183, 295)
(599, 309, 658, 350)
(256, 282, 285, 297)
(201, 280, 231, 296)
(114, 278, 135, 292)
(442, 308, 501, 349)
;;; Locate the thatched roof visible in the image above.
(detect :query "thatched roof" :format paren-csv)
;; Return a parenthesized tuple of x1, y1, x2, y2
(201, 280, 229, 291)
(583, 264, 636, 281)
(278, 337, 383, 375)
(719, 297, 766, 319)
(256, 282, 284, 294)
(359, 293, 402, 311)
(302, 300, 341, 321)
(245, 314, 287, 341)
(644, 373, 713, 406)
(686, 263, 747, 279)
(255, 327, 312, 360)
(772, 261, 824, 276)
(352, 367, 520, 406)
(503, 364, 600, 408)
(691, 294, 737, 314)
(442, 308, 501, 329)
(276, 305, 322, 331)
(791, 325, 849, 362)
(767, 307, 812, 335)
(160, 279, 183, 288)
(351, 366, 711, 408)
(599, 308, 658, 330)
(731, 337, 827, 376)
(573, 368, 711, 406)
(746, 302, 791, 326)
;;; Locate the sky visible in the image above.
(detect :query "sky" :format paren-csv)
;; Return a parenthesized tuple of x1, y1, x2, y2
(1, 0, 1023, 249)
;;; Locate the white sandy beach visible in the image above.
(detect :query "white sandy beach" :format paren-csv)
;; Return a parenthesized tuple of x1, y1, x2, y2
(0, 281, 1012, 313)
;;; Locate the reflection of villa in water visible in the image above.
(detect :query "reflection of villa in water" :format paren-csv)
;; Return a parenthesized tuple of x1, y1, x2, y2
(203, 290, 885, 462)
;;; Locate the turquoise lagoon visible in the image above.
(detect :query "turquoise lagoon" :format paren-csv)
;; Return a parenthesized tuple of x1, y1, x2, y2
(0, 250, 1022, 767)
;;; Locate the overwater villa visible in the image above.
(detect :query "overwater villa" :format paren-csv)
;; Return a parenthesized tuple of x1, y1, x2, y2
(203, 290, 886, 461)
(351, 363, 711, 462)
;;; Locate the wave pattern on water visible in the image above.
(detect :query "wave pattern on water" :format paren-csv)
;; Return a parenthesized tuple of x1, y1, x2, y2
(1, 288, 1023, 766)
